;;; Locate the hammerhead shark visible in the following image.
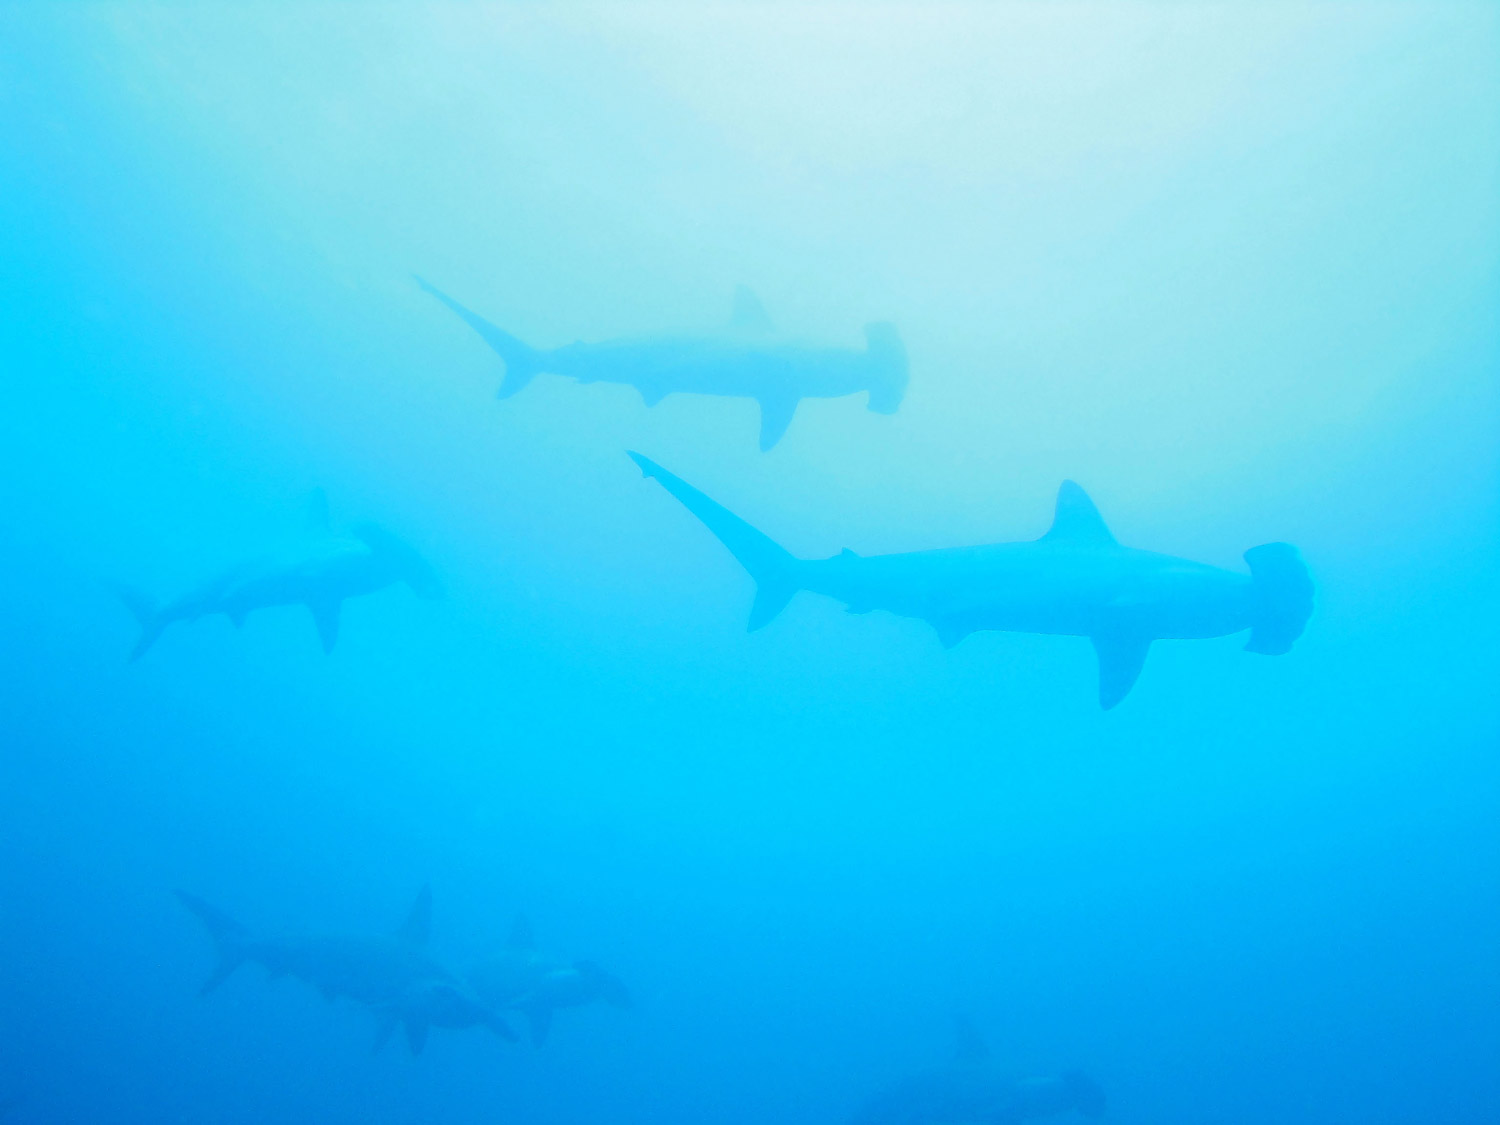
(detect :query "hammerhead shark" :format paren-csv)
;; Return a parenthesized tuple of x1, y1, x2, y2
(114, 491, 440, 659)
(850, 1018, 1106, 1125)
(467, 915, 632, 1047)
(176, 887, 515, 1055)
(628, 453, 1313, 708)
(416, 278, 909, 450)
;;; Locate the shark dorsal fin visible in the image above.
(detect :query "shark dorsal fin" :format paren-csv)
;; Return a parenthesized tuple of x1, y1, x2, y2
(304, 488, 332, 535)
(398, 885, 432, 948)
(953, 1016, 989, 1065)
(730, 285, 773, 335)
(507, 913, 536, 951)
(1044, 481, 1115, 545)
(839, 547, 860, 559)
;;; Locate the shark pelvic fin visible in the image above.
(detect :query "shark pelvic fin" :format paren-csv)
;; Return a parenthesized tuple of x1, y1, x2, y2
(756, 393, 800, 451)
(628, 452, 804, 631)
(1045, 481, 1115, 545)
(398, 885, 432, 948)
(1092, 632, 1152, 710)
(729, 285, 773, 335)
(934, 620, 972, 650)
(307, 599, 342, 654)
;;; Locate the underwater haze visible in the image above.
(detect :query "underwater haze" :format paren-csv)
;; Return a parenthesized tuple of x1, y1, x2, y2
(1, 4, 1497, 1124)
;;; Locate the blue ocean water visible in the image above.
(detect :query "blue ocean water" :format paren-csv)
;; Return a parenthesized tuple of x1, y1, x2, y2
(0, 5, 1496, 1123)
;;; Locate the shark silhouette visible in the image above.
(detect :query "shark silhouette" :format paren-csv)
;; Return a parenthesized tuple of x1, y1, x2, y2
(467, 914, 632, 1047)
(417, 278, 908, 450)
(176, 887, 515, 1055)
(628, 453, 1313, 709)
(114, 491, 440, 659)
(851, 1018, 1105, 1125)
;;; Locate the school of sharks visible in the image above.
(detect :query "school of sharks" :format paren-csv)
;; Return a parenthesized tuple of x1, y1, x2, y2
(107, 270, 1316, 1125)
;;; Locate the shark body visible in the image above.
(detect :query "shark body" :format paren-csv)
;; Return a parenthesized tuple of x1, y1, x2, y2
(851, 1019, 1106, 1125)
(176, 888, 514, 1055)
(629, 453, 1313, 708)
(116, 493, 439, 659)
(467, 915, 632, 1047)
(417, 279, 908, 450)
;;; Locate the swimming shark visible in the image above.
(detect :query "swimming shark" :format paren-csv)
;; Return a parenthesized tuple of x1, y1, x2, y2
(176, 887, 516, 1055)
(851, 1018, 1105, 1125)
(114, 491, 440, 659)
(627, 453, 1313, 709)
(466, 915, 632, 1047)
(416, 278, 908, 451)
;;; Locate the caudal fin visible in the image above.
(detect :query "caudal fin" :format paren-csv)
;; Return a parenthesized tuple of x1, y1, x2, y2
(1243, 543, 1314, 655)
(174, 891, 249, 994)
(415, 276, 544, 399)
(111, 583, 164, 661)
(627, 452, 803, 630)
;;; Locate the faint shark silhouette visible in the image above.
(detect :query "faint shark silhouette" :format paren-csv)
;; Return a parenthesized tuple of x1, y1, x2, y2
(628, 453, 1313, 708)
(114, 490, 440, 659)
(176, 887, 515, 1055)
(467, 915, 632, 1047)
(851, 1017, 1106, 1125)
(416, 278, 908, 450)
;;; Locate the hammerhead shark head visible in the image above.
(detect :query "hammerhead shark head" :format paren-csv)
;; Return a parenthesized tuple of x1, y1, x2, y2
(114, 491, 440, 659)
(176, 887, 515, 1055)
(628, 453, 1313, 709)
(467, 915, 632, 1047)
(850, 1018, 1106, 1125)
(416, 278, 909, 450)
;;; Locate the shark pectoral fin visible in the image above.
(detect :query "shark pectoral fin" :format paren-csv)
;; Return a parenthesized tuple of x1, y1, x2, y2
(638, 385, 668, 407)
(403, 1018, 429, 1055)
(756, 394, 799, 451)
(1091, 632, 1152, 710)
(307, 599, 342, 654)
(524, 1004, 554, 1048)
(371, 1013, 398, 1055)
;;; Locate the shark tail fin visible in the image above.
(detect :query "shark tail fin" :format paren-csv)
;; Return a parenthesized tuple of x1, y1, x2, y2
(174, 891, 249, 995)
(1243, 543, 1314, 655)
(415, 276, 543, 399)
(627, 452, 803, 631)
(863, 321, 908, 414)
(112, 583, 164, 661)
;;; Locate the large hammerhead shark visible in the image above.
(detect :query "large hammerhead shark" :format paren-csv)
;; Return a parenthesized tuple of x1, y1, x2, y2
(417, 279, 908, 451)
(176, 887, 516, 1055)
(628, 453, 1313, 708)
